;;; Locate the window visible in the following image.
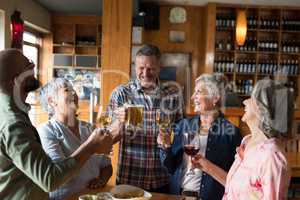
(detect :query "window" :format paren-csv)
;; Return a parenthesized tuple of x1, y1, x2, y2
(23, 31, 43, 125)
(0, 10, 4, 50)
(23, 31, 41, 78)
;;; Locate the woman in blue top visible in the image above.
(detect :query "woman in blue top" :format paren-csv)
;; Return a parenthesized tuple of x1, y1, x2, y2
(158, 73, 242, 200)
(38, 78, 113, 200)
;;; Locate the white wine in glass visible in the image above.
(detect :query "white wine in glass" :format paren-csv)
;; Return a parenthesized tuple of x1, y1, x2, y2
(156, 110, 174, 146)
(97, 114, 112, 131)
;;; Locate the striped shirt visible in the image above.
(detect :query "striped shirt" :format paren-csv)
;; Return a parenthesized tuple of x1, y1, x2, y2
(107, 79, 184, 189)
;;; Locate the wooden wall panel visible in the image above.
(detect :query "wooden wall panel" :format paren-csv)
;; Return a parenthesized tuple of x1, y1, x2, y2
(101, 0, 133, 186)
(101, 0, 132, 109)
(203, 3, 216, 74)
(142, 5, 205, 114)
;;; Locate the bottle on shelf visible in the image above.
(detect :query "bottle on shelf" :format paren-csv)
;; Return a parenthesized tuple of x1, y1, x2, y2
(214, 56, 234, 73)
(282, 39, 299, 53)
(258, 60, 279, 75)
(282, 17, 300, 31)
(280, 59, 299, 75)
(238, 36, 257, 51)
(258, 38, 278, 52)
(260, 18, 279, 30)
(247, 15, 258, 29)
(236, 59, 256, 74)
(216, 14, 235, 30)
(236, 79, 253, 95)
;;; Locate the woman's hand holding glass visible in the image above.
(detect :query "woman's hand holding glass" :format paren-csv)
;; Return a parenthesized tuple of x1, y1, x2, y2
(88, 128, 113, 155)
(183, 133, 200, 174)
(191, 154, 208, 171)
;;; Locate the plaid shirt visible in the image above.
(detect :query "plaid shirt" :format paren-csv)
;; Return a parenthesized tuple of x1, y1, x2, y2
(107, 79, 184, 190)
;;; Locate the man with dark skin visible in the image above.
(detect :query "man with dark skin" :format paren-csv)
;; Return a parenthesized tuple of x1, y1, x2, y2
(0, 49, 113, 200)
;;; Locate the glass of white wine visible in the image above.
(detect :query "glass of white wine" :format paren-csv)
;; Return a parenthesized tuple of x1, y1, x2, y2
(96, 112, 112, 133)
(95, 111, 113, 156)
(156, 109, 174, 148)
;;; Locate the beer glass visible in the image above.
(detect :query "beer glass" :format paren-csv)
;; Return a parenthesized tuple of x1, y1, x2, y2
(125, 105, 144, 127)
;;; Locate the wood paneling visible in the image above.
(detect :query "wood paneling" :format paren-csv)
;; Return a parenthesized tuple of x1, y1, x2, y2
(101, 0, 133, 185)
(40, 34, 53, 86)
(52, 15, 101, 25)
(203, 3, 216, 74)
(101, 0, 132, 108)
(142, 5, 205, 114)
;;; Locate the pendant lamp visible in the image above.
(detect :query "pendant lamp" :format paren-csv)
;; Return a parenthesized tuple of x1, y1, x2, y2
(236, 9, 247, 46)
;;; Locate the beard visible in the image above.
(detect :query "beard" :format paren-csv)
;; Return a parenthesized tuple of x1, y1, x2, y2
(24, 77, 40, 93)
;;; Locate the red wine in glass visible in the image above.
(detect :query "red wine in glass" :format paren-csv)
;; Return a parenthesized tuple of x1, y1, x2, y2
(184, 145, 200, 156)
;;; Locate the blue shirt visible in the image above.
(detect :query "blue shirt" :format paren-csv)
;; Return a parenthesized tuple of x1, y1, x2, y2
(37, 119, 111, 200)
(161, 113, 242, 200)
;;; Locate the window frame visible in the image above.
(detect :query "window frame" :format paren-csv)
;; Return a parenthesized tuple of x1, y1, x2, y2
(23, 27, 42, 80)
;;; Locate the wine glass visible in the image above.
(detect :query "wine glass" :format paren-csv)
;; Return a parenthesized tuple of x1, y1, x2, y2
(95, 111, 113, 156)
(97, 113, 112, 132)
(183, 132, 200, 174)
(156, 109, 174, 148)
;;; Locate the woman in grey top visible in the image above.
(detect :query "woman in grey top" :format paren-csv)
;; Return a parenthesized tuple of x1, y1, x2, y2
(38, 78, 112, 200)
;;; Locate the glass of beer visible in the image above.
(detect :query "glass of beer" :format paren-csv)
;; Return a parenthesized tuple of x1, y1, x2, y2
(125, 105, 144, 127)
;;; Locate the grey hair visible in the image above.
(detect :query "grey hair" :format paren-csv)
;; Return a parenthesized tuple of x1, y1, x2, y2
(136, 44, 161, 60)
(195, 73, 223, 103)
(252, 79, 294, 138)
(40, 78, 72, 118)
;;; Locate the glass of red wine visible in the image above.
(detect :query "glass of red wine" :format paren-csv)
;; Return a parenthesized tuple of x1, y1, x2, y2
(183, 132, 200, 174)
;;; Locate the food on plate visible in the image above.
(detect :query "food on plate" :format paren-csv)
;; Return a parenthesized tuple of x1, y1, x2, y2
(110, 184, 144, 199)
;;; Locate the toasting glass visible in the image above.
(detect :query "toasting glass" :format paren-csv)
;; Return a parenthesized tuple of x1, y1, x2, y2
(156, 109, 174, 148)
(95, 110, 113, 156)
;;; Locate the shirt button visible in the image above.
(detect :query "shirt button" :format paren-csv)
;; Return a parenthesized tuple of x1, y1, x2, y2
(201, 185, 204, 188)
(207, 148, 210, 151)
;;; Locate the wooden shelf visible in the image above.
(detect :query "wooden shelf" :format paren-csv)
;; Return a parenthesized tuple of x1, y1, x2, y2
(50, 15, 102, 122)
(215, 49, 235, 53)
(53, 44, 74, 47)
(74, 66, 100, 70)
(235, 50, 257, 54)
(213, 5, 300, 105)
(281, 52, 300, 56)
(282, 30, 300, 34)
(258, 29, 280, 33)
(236, 73, 256, 75)
(257, 51, 279, 55)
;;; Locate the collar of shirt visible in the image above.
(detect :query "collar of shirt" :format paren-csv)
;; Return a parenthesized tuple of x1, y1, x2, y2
(133, 78, 162, 94)
(238, 134, 277, 159)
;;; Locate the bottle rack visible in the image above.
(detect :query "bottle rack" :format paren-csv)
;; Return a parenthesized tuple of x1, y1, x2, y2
(214, 6, 300, 98)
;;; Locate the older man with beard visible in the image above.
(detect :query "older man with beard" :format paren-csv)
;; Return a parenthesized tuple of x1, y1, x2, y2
(0, 49, 113, 200)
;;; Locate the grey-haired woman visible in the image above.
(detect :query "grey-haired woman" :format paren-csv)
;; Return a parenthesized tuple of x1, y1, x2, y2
(192, 79, 293, 199)
(38, 78, 112, 200)
(158, 73, 242, 200)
